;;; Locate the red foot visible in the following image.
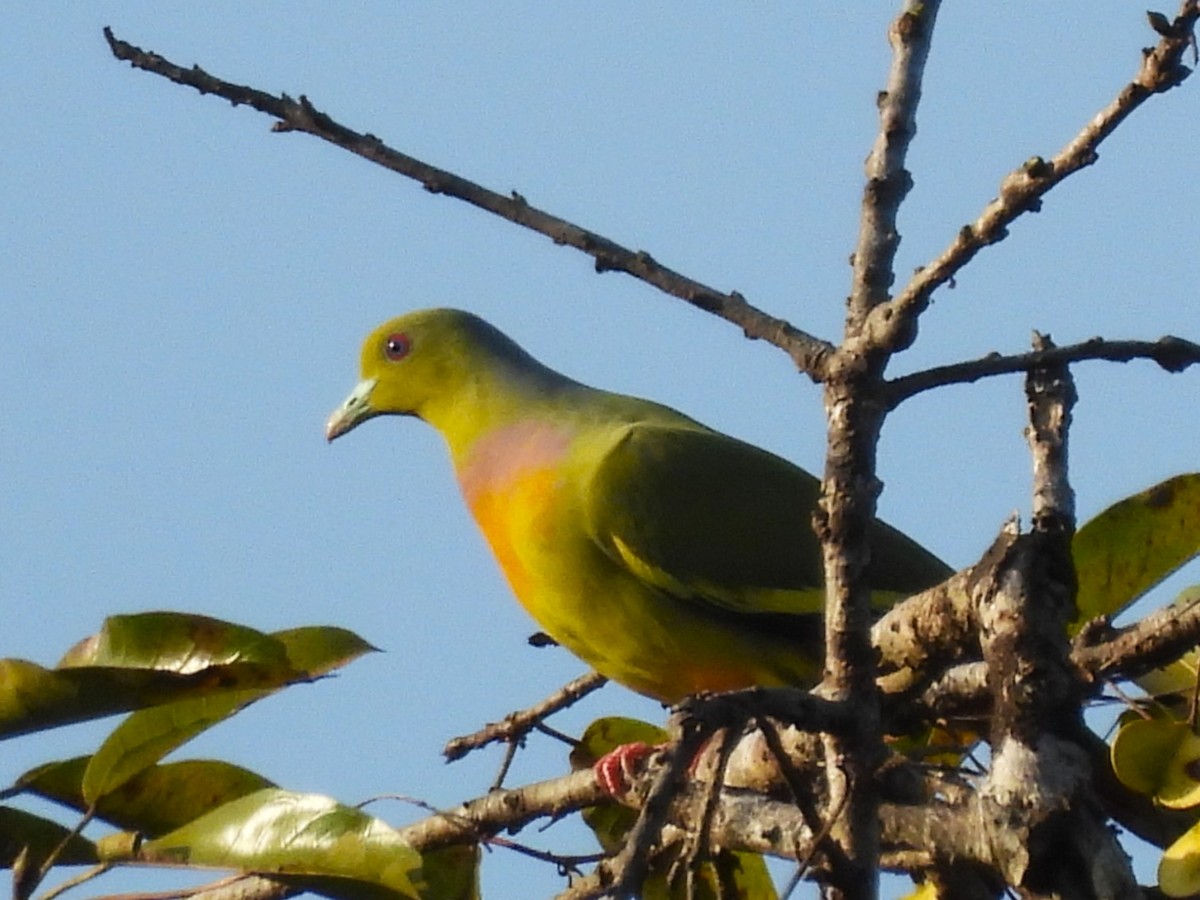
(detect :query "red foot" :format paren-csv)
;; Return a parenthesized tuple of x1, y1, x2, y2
(593, 741, 656, 798)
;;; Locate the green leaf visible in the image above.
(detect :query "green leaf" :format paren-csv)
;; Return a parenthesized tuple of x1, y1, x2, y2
(1073, 473, 1200, 626)
(0, 805, 98, 868)
(569, 716, 668, 772)
(0, 616, 376, 741)
(0, 658, 274, 740)
(141, 789, 422, 898)
(59, 612, 291, 672)
(418, 845, 481, 900)
(77, 625, 378, 801)
(17, 757, 275, 837)
(269, 626, 379, 677)
(82, 688, 267, 804)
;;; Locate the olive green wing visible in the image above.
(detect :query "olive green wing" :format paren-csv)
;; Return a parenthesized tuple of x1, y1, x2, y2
(582, 423, 949, 617)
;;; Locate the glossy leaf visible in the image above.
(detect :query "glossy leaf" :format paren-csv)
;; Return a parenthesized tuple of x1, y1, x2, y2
(17, 756, 274, 837)
(1073, 473, 1200, 626)
(0, 617, 375, 740)
(141, 789, 422, 897)
(59, 612, 290, 673)
(78, 625, 377, 801)
(83, 688, 267, 804)
(0, 658, 271, 740)
(0, 805, 97, 868)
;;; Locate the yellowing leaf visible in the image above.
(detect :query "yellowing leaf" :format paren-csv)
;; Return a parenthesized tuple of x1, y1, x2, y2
(77, 625, 377, 802)
(0, 617, 375, 741)
(59, 612, 290, 673)
(418, 845, 480, 900)
(1161, 821, 1200, 897)
(270, 626, 379, 677)
(1111, 717, 1200, 808)
(83, 688, 265, 804)
(0, 658, 269, 740)
(1073, 473, 1200, 627)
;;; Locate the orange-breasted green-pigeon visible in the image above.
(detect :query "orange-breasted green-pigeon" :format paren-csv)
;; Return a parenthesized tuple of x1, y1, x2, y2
(327, 308, 950, 703)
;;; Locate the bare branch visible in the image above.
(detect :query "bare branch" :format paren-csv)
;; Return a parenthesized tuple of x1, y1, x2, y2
(397, 768, 605, 852)
(869, 0, 1200, 344)
(819, 5, 944, 894)
(848, 1, 943, 327)
(900, 595, 1200, 729)
(443, 671, 607, 762)
(886, 334, 1200, 406)
(1074, 591, 1200, 686)
(1025, 332, 1077, 528)
(101, 27, 833, 376)
(95, 873, 295, 900)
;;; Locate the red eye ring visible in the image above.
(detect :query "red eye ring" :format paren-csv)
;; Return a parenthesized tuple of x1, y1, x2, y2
(384, 332, 411, 361)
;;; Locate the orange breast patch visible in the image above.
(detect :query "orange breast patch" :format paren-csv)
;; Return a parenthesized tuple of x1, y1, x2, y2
(455, 421, 573, 607)
(467, 467, 561, 602)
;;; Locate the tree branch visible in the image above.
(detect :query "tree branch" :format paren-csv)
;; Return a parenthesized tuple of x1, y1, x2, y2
(101, 27, 833, 377)
(818, 5, 944, 895)
(848, 1, 943, 327)
(443, 671, 607, 763)
(1074, 590, 1200, 686)
(886, 334, 1200, 406)
(868, 0, 1200, 344)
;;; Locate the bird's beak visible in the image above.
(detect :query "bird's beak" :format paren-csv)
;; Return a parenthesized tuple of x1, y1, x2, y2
(325, 378, 378, 442)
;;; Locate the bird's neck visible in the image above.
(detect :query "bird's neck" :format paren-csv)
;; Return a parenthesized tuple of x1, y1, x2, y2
(421, 358, 584, 465)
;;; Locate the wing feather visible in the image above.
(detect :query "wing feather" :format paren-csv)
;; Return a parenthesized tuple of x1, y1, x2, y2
(582, 423, 949, 617)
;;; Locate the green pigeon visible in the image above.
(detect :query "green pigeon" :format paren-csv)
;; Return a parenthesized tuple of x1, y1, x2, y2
(327, 308, 949, 703)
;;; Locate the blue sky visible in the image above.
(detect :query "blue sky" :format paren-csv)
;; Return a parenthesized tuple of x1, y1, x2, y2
(4, 4, 1199, 897)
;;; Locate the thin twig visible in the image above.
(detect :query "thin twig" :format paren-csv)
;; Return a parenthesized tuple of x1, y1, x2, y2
(870, 0, 1200, 346)
(886, 334, 1200, 406)
(1073, 591, 1200, 686)
(101, 27, 833, 376)
(36, 863, 112, 900)
(673, 726, 737, 893)
(443, 671, 607, 762)
(848, 0, 943, 326)
(490, 738, 522, 791)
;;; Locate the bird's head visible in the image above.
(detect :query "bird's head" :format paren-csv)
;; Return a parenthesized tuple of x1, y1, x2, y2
(325, 307, 542, 442)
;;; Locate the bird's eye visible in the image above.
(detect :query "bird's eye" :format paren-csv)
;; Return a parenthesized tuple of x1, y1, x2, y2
(384, 333, 411, 361)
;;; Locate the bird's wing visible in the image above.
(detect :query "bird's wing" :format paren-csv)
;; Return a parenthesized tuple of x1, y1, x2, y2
(582, 423, 828, 616)
(582, 423, 950, 618)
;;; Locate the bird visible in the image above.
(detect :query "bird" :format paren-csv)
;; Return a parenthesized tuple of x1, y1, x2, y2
(326, 308, 950, 704)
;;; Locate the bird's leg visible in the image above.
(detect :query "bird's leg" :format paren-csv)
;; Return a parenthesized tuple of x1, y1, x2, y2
(594, 727, 728, 798)
(593, 741, 657, 797)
